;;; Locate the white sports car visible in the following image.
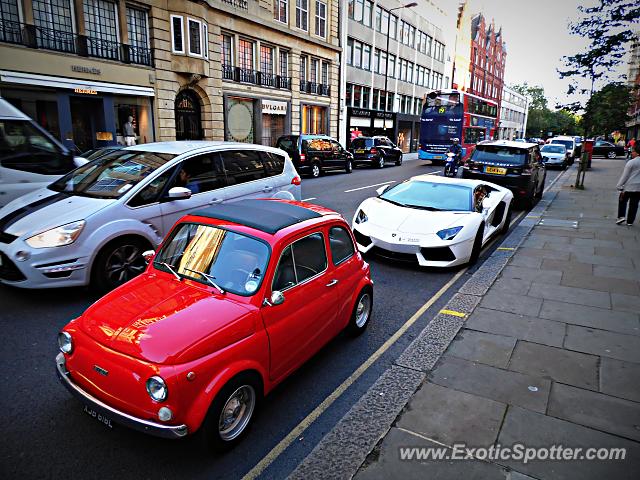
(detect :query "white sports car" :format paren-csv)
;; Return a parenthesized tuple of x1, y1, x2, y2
(351, 175, 514, 267)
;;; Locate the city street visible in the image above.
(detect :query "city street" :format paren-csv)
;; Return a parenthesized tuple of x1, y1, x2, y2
(0, 157, 563, 479)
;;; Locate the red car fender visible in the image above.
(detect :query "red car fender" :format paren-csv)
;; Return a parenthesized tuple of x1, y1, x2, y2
(339, 262, 373, 330)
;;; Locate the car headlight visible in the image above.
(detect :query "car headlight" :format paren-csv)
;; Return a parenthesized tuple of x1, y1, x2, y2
(355, 209, 368, 224)
(25, 220, 86, 248)
(58, 331, 73, 354)
(146, 376, 168, 402)
(437, 226, 463, 240)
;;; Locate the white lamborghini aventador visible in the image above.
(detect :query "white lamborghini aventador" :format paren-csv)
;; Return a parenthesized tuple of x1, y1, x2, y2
(351, 175, 514, 267)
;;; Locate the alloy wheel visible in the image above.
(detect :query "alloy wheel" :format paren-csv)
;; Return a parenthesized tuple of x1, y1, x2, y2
(104, 244, 145, 284)
(312, 164, 321, 177)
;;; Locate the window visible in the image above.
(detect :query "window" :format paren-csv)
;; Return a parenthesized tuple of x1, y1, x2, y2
(219, 150, 266, 185)
(83, 0, 119, 59)
(346, 38, 353, 65)
(363, 0, 372, 27)
(362, 86, 370, 109)
(238, 39, 254, 70)
(407, 62, 414, 84)
(329, 227, 355, 265)
(170, 15, 184, 53)
(260, 45, 274, 74)
(187, 18, 202, 56)
(373, 49, 380, 73)
(354, 41, 362, 68)
(375, 6, 382, 31)
(274, 0, 287, 23)
(280, 50, 289, 77)
(353, 85, 361, 107)
(321, 61, 329, 85)
(128, 168, 175, 208)
(409, 25, 415, 48)
(315, 0, 326, 37)
(346, 83, 353, 106)
(173, 154, 226, 194)
(296, 0, 308, 31)
(388, 54, 395, 78)
(381, 10, 389, 35)
(362, 44, 371, 70)
(389, 14, 397, 39)
(262, 151, 286, 177)
(300, 55, 308, 80)
(310, 58, 318, 83)
(354, 0, 363, 21)
(126, 7, 149, 62)
(221, 34, 233, 67)
(33, 0, 75, 51)
(284, 233, 328, 289)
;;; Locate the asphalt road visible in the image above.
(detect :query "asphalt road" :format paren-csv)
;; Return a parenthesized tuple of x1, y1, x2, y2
(0, 157, 562, 479)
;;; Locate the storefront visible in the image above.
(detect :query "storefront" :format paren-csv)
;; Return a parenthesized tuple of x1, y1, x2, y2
(396, 114, 421, 153)
(301, 103, 329, 135)
(346, 107, 396, 147)
(0, 70, 155, 153)
(224, 94, 291, 145)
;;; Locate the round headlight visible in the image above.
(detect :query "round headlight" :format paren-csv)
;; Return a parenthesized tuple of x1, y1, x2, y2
(146, 376, 167, 402)
(58, 332, 73, 354)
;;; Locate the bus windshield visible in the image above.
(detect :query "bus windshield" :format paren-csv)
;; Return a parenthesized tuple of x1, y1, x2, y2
(425, 92, 461, 111)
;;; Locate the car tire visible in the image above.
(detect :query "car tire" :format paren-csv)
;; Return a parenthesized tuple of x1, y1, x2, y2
(376, 156, 385, 169)
(500, 203, 512, 235)
(346, 287, 373, 336)
(92, 237, 149, 292)
(607, 151, 616, 159)
(200, 372, 262, 452)
(311, 161, 322, 178)
(345, 160, 353, 174)
(395, 154, 403, 166)
(468, 224, 484, 265)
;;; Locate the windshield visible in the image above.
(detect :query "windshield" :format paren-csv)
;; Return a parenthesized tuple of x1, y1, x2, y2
(380, 180, 472, 211)
(472, 146, 528, 165)
(154, 223, 270, 296)
(425, 92, 461, 110)
(550, 139, 573, 149)
(541, 145, 565, 154)
(49, 150, 176, 199)
(276, 136, 298, 155)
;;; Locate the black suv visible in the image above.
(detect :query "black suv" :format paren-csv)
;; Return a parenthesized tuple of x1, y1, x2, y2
(349, 136, 403, 168)
(276, 134, 353, 178)
(461, 140, 546, 208)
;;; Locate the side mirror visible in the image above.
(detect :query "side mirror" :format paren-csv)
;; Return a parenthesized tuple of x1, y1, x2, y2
(264, 290, 285, 307)
(167, 186, 192, 200)
(376, 185, 391, 196)
(142, 250, 155, 264)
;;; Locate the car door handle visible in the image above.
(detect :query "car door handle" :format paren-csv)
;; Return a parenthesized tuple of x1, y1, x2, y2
(209, 198, 223, 205)
(326, 279, 339, 287)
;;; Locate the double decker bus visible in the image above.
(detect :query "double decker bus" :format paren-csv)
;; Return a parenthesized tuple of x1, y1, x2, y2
(418, 89, 498, 163)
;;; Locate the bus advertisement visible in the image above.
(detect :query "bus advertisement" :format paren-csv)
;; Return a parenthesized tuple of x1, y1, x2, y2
(418, 89, 498, 163)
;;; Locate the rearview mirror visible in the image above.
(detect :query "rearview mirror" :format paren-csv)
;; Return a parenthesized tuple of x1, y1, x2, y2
(376, 185, 391, 196)
(265, 290, 285, 307)
(142, 250, 155, 264)
(167, 186, 192, 200)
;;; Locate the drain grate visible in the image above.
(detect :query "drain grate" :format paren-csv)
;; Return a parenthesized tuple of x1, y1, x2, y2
(538, 218, 579, 228)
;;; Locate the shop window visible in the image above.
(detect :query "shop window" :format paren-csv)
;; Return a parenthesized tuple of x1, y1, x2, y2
(188, 18, 202, 56)
(171, 15, 184, 53)
(83, 0, 119, 60)
(273, 0, 287, 23)
(262, 112, 285, 147)
(114, 96, 153, 145)
(301, 105, 327, 134)
(226, 97, 255, 143)
(315, 0, 326, 38)
(296, 0, 308, 31)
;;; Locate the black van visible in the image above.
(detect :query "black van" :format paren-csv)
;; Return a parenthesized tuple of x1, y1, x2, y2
(349, 136, 403, 168)
(276, 135, 353, 178)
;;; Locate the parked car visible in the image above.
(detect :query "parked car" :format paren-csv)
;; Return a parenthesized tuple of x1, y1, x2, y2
(549, 136, 578, 163)
(349, 136, 403, 169)
(0, 98, 87, 209)
(592, 140, 626, 158)
(0, 141, 301, 290)
(275, 134, 352, 178)
(55, 199, 373, 450)
(540, 144, 569, 169)
(461, 140, 546, 209)
(352, 175, 513, 267)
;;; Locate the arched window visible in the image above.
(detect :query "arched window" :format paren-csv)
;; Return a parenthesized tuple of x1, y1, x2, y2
(175, 89, 202, 140)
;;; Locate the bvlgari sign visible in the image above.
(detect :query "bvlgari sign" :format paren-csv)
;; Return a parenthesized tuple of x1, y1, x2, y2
(262, 100, 287, 115)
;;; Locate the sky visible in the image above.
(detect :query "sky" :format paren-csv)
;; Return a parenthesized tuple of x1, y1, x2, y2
(445, 0, 632, 109)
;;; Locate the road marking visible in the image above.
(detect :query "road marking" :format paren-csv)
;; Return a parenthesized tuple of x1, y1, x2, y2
(426, 171, 441, 175)
(439, 309, 467, 317)
(301, 197, 317, 202)
(497, 247, 515, 251)
(344, 181, 396, 193)
(243, 192, 539, 479)
(242, 268, 467, 480)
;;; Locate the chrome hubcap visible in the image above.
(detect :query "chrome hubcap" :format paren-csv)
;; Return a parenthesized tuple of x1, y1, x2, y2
(355, 293, 371, 328)
(218, 385, 255, 441)
(105, 245, 145, 284)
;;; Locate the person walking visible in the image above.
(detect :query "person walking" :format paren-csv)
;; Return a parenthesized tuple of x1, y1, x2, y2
(616, 142, 640, 226)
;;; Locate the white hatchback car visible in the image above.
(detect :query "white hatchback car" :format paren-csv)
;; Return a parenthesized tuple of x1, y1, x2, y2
(0, 141, 301, 290)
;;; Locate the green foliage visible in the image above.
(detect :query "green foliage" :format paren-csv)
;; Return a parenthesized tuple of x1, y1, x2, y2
(511, 84, 580, 137)
(582, 82, 632, 136)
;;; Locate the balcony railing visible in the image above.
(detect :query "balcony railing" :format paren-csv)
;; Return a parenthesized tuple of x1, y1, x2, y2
(222, 65, 292, 90)
(220, 0, 248, 10)
(0, 21, 153, 67)
(300, 80, 331, 96)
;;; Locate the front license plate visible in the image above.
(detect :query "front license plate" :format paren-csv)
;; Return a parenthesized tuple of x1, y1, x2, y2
(355, 149, 365, 154)
(434, 155, 443, 160)
(83, 405, 114, 429)
(485, 166, 507, 175)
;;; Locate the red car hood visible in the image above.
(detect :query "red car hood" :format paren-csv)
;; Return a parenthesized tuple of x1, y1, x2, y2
(78, 274, 257, 364)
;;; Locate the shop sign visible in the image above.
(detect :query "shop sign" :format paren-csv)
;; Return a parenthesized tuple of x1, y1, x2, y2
(74, 88, 98, 95)
(71, 65, 101, 75)
(262, 100, 287, 115)
(350, 108, 371, 118)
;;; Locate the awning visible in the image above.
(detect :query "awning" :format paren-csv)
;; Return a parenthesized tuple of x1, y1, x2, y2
(0, 70, 155, 97)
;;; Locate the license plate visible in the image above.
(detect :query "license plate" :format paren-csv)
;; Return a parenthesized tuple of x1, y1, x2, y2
(83, 405, 114, 429)
(434, 155, 443, 160)
(355, 149, 365, 154)
(485, 166, 507, 175)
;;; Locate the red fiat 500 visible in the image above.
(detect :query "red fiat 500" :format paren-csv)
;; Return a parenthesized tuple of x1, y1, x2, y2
(55, 200, 373, 450)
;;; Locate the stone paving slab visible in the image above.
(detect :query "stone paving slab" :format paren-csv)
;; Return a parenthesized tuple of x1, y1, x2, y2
(564, 325, 640, 363)
(600, 357, 640, 403)
(594, 265, 640, 281)
(509, 255, 543, 269)
(611, 293, 640, 313)
(499, 265, 563, 285)
(479, 291, 543, 317)
(527, 283, 611, 309)
(518, 247, 571, 261)
(560, 272, 640, 296)
(547, 383, 640, 441)
(497, 406, 640, 480)
(448, 329, 517, 368)
(539, 258, 593, 275)
(594, 245, 640, 258)
(396, 382, 507, 447)
(538, 300, 640, 336)
(507, 341, 599, 390)
(571, 252, 632, 268)
(466, 308, 565, 348)
(430, 356, 551, 413)
(491, 278, 532, 296)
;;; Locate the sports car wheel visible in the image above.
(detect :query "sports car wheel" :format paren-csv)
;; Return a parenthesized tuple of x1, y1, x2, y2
(468, 224, 484, 265)
(376, 156, 385, 169)
(311, 162, 322, 178)
(607, 151, 617, 159)
(346, 288, 373, 336)
(395, 154, 403, 166)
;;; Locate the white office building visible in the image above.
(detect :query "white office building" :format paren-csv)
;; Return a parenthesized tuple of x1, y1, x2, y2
(499, 85, 528, 140)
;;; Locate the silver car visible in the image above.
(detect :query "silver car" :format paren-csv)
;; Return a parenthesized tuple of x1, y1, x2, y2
(0, 141, 301, 290)
(540, 144, 568, 169)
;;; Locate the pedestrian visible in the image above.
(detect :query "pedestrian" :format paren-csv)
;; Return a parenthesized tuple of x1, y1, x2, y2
(627, 137, 636, 159)
(616, 141, 640, 226)
(123, 116, 136, 146)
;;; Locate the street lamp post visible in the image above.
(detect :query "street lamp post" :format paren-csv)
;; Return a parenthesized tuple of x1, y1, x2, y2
(383, 2, 417, 113)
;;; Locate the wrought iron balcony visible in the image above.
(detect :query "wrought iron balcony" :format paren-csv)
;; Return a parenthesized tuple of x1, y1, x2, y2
(222, 65, 292, 90)
(300, 80, 331, 96)
(0, 21, 153, 67)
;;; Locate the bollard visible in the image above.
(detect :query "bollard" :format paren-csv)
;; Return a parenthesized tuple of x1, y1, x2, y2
(574, 151, 589, 189)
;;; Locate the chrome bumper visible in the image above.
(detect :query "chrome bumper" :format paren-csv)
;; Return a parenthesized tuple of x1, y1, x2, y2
(55, 353, 188, 439)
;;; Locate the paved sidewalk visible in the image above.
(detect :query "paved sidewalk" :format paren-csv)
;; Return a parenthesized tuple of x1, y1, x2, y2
(292, 159, 640, 480)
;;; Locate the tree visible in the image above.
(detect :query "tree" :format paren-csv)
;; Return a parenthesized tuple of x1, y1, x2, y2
(511, 84, 580, 137)
(582, 82, 632, 137)
(512, 83, 548, 110)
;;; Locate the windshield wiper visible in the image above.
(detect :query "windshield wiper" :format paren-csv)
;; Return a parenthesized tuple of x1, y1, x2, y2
(160, 262, 182, 281)
(379, 197, 405, 207)
(405, 204, 443, 211)
(184, 268, 225, 294)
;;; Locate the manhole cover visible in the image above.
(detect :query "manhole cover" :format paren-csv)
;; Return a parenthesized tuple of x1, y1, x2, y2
(538, 218, 578, 228)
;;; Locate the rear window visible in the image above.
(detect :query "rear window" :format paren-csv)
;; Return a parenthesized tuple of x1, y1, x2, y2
(262, 151, 286, 176)
(302, 138, 332, 153)
(276, 136, 298, 155)
(472, 146, 528, 165)
(541, 145, 565, 154)
(350, 138, 372, 149)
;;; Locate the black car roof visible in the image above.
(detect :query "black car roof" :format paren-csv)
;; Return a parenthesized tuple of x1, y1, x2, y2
(191, 200, 322, 234)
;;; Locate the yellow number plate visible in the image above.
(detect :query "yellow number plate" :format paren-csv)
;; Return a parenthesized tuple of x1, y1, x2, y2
(356, 149, 365, 153)
(485, 166, 507, 175)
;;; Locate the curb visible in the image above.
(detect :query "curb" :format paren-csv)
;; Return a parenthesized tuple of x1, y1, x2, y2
(289, 167, 573, 480)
